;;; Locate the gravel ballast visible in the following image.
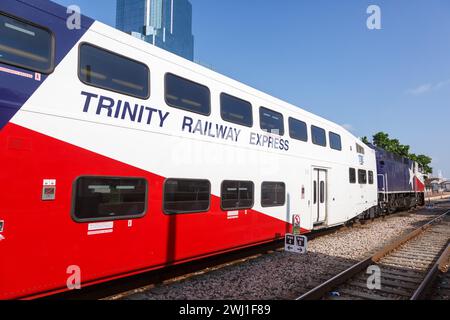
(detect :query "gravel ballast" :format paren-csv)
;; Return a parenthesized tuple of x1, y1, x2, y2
(122, 210, 442, 300)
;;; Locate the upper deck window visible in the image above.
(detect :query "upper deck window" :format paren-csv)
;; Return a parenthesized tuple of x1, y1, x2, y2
(220, 93, 253, 127)
(79, 43, 149, 99)
(329, 132, 342, 151)
(0, 13, 54, 73)
(311, 125, 327, 147)
(260, 107, 284, 136)
(289, 117, 308, 142)
(356, 143, 365, 154)
(165, 73, 211, 115)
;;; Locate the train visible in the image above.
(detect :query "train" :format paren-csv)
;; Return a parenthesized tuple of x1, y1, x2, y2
(0, 0, 425, 299)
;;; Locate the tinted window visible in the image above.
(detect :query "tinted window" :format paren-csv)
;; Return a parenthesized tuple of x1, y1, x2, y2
(320, 181, 325, 203)
(358, 170, 367, 184)
(221, 180, 254, 210)
(349, 168, 356, 184)
(220, 93, 253, 127)
(163, 179, 210, 214)
(356, 143, 365, 154)
(0, 13, 54, 73)
(165, 73, 210, 115)
(79, 44, 149, 99)
(261, 182, 286, 207)
(313, 181, 317, 204)
(73, 177, 147, 221)
(368, 171, 374, 184)
(260, 107, 284, 136)
(329, 132, 342, 151)
(311, 126, 326, 147)
(289, 117, 308, 142)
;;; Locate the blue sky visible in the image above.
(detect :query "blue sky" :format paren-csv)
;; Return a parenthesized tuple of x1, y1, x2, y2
(54, 0, 450, 178)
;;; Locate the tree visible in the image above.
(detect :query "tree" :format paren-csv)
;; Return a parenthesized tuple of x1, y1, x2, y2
(370, 131, 433, 173)
(372, 132, 391, 150)
(416, 154, 433, 174)
(361, 136, 370, 144)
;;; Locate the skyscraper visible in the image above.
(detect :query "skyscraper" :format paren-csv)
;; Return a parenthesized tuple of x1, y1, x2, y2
(116, 0, 194, 61)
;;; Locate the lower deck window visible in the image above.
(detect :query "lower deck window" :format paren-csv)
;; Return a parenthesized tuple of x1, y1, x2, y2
(349, 168, 356, 183)
(73, 177, 147, 221)
(368, 171, 374, 184)
(221, 180, 254, 210)
(164, 179, 210, 214)
(261, 182, 286, 207)
(358, 170, 367, 184)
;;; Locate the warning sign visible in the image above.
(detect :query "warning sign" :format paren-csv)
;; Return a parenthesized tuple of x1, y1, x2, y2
(285, 233, 308, 254)
(292, 214, 301, 235)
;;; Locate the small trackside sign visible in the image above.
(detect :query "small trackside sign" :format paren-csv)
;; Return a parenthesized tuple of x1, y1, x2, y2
(285, 234, 308, 254)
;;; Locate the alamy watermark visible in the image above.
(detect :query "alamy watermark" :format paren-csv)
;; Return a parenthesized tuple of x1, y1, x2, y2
(66, 265, 81, 290)
(367, 5, 382, 30)
(366, 265, 381, 290)
(66, 5, 81, 30)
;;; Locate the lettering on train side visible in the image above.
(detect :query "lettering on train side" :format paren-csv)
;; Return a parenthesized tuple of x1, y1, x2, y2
(249, 132, 290, 151)
(81, 91, 170, 127)
(182, 116, 241, 142)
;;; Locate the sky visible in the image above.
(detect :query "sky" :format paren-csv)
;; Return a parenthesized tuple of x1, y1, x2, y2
(53, 0, 450, 178)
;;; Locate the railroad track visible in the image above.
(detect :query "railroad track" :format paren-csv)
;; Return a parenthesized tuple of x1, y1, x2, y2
(46, 205, 446, 300)
(297, 210, 450, 300)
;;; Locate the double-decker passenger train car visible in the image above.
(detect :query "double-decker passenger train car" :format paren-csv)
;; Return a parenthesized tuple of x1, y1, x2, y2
(0, 0, 421, 299)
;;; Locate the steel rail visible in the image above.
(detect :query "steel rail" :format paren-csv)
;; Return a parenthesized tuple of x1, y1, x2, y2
(297, 210, 449, 300)
(410, 243, 449, 300)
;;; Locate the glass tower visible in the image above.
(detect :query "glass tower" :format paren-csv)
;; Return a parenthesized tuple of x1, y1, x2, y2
(116, 0, 194, 61)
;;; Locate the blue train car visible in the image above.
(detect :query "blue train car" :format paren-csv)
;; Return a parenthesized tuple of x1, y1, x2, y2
(372, 145, 425, 213)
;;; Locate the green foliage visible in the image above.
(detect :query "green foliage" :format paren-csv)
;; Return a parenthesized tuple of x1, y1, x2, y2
(369, 131, 433, 174)
(361, 136, 370, 144)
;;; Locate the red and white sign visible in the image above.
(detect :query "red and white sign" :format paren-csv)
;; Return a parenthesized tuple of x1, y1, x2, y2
(293, 214, 301, 227)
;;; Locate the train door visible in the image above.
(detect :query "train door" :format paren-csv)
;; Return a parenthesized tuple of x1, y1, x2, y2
(312, 169, 327, 224)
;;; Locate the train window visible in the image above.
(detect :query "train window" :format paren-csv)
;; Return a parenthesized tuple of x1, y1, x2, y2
(72, 177, 147, 222)
(358, 170, 367, 184)
(320, 181, 325, 203)
(220, 93, 253, 127)
(221, 180, 254, 210)
(329, 132, 342, 151)
(163, 179, 210, 214)
(165, 73, 210, 115)
(313, 181, 317, 204)
(289, 117, 308, 142)
(311, 126, 326, 147)
(356, 143, 365, 154)
(79, 43, 149, 99)
(0, 13, 54, 73)
(349, 168, 356, 184)
(260, 107, 284, 136)
(261, 182, 286, 207)
(368, 171, 374, 184)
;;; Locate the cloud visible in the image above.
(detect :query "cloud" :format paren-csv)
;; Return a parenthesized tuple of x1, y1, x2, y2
(406, 79, 450, 96)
